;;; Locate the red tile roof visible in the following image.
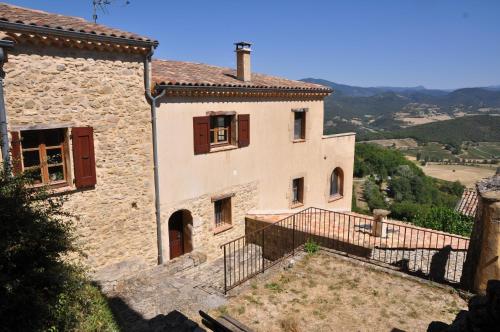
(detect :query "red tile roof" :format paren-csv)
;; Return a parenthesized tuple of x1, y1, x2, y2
(455, 188, 478, 217)
(0, 2, 155, 45)
(152, 59, 332, 92)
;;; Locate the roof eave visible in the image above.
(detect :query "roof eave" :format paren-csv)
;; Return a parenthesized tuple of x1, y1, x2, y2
(0, 20, 158, 48)
(156, 84, 332, 95)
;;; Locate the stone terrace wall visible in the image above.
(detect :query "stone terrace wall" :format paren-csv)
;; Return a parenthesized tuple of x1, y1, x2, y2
(4, 43, 156, 271)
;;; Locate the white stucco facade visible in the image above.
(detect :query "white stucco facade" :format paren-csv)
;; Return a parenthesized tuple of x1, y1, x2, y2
(155, 95, 355, 261)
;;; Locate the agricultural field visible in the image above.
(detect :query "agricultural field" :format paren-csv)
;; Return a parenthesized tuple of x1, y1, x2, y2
(419, 164, 496, 187)
(460, 142, 500, 160)
(405, 142, 454, 161)
(366, 139, 500, 163)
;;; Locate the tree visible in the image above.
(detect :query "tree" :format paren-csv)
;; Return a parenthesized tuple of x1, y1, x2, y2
(0, 169, 78, 330)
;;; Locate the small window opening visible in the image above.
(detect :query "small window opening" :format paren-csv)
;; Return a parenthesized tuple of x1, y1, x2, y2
(292, 177, 304, 205)
(294, 112, 306, 140)
(214, 197, 232, 228)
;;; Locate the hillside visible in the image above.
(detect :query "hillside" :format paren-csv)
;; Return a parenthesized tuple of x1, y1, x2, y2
(358, 115, 500, 147)
(302, 79, 500, 135)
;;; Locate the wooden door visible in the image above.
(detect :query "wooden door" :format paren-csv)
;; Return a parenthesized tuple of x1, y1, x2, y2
(169, 213, 184, 259)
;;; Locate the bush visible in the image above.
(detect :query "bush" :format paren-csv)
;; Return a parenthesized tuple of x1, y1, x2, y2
(304, 239, 319, 254)
(363, 178, 387, 210)
(0, 169, 118, 331)
(390, 201, 431, 221)
(411, 206, 474, 237)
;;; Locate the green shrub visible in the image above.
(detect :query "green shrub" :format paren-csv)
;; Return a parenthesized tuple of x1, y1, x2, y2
(304, 239, 319, 254)
(0, 169, 118, 331)
(363, 178, 387, 210)
(411, 206, 474, 237)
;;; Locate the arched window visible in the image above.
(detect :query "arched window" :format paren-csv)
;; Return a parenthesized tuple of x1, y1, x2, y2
(330, 167, 344, 197)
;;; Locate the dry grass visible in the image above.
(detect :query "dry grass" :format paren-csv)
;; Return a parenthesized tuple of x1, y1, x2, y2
(420, 164, 496, 187)
(214, 252, 466, 332)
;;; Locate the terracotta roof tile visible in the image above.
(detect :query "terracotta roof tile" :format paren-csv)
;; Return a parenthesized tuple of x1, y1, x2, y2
(0, 2, 155, 44)
(152, 59, 331, 92)
(455, 188, 478, 217)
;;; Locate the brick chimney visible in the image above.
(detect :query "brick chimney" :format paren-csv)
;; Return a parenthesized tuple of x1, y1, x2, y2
(235, 42, 251, 82)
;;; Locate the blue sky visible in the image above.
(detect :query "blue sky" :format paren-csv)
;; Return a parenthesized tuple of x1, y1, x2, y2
(5, 0, 500, 89)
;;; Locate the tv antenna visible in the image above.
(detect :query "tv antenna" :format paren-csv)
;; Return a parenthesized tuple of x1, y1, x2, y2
(92, 0, 130, 23)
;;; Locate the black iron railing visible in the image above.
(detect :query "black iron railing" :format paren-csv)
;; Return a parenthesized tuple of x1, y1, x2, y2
(220, 207, 470, 293)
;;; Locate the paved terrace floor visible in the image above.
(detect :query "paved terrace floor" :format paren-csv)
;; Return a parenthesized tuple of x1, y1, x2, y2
(245, 210, 469, 283)
(247, 210, 470, 251)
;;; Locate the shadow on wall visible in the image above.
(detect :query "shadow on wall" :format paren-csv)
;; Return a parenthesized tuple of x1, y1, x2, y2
(391, 245, 453, 282)
(107, 297, 205, 332)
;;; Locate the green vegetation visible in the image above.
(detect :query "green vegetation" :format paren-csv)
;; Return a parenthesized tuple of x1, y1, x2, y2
(406, 142, 455, 162)
(363, 178, 387, 210)
(460, 142, 500, 160)
(304, 239, 320, 254)
(0, 169, 118, 331)
(359, 115, 500, 149)
(353, 144, 473, 236)
(355, 142, 423, 178)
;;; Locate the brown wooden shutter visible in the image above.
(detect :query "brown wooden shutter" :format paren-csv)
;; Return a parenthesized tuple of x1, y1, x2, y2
(193, 116, 210, 154)
(72, 127, 96, 189)
(10, 131, 22, 175)
(237, 114, 250, 148)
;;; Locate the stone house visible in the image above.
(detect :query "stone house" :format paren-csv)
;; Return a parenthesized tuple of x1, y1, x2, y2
(151, 42, 355, 262)
(0, 3, 159, 271)
(0, 3, 355, 271)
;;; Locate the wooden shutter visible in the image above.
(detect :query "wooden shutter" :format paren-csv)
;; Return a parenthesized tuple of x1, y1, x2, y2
(72, 127, 96, 189)
(10, 131, 22, 175)
(193, 116, 210, 154)
(237, 114, 250, 148)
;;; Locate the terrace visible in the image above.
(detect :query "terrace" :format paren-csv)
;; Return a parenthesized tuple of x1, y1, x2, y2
(212, 250, 468, 332)
(222, 208, 469, 292)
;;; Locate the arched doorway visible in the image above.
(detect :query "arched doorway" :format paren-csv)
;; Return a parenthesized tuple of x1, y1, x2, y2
(168, 210, 193, 259)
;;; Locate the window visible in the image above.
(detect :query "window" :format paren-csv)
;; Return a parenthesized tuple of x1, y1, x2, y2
(292, 177, 304, 205)
(293, 110, 306, 140)
(210, 115, 233, 146)
(10, 127, 97, 189)
(193, 114, 250, 154)
(330, 167, 344, 197)
(214, 197, 232, 229)
(19, 129, 69, 186)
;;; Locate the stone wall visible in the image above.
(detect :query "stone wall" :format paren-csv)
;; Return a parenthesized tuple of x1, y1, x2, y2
(161, 181, 259, 261)
(3, 42, 157, 271)
(461, 174, 500, 293)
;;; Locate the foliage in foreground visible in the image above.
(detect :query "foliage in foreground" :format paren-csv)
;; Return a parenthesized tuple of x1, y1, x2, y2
(0, 169, 118, 331)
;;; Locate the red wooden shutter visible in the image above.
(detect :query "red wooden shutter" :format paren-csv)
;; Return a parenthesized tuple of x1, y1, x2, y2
(237, 114, 250, 148)
(193, 116, 210, 154)
(72, 127, 96, 188)
(10, 131, 22, 175)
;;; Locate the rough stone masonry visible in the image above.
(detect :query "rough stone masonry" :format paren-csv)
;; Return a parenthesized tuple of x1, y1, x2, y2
(4, 42, 157, 271)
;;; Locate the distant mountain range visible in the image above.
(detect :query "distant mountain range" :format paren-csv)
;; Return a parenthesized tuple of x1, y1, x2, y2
(301, 78, 450, 97)
(300, 78, 500, 135)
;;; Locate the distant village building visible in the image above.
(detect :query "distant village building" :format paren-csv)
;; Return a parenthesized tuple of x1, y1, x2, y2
(0, 3, 354, 270)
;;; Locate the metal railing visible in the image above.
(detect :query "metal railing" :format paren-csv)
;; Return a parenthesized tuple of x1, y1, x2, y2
(220, 207, 470, 293)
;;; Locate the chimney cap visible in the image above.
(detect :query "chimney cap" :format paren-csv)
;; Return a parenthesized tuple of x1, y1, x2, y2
(234, 41, 252, 51)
